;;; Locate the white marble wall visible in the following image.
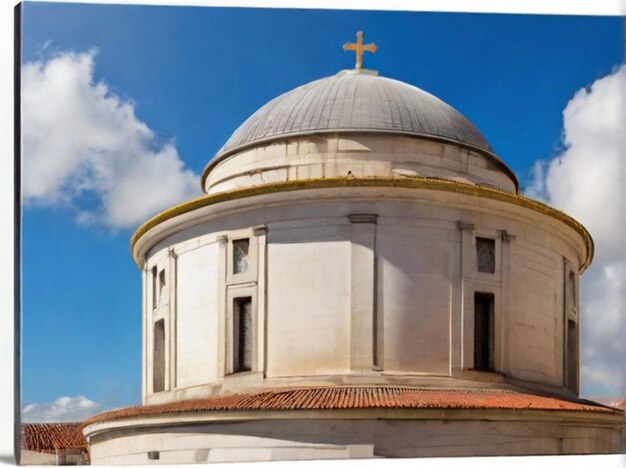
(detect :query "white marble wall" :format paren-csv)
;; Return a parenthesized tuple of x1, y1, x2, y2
(88, 415, 622, 464)
(204, 134, 517, 194)
(267, 231, 351, 376)
(175, 243, 220, 388)
(377, 224, 454, 374)
(508, 239, 563, 386)
(140, 191, 587, 400)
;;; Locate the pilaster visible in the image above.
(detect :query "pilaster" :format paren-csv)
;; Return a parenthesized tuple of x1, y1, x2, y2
(252, 226, 268, 376)
(457, 221, 475, 370)
(498, 229, 514, 375)
(216, 235, 228, 378)
(141, 265, 148, 403)
(168, 248, 177, 390)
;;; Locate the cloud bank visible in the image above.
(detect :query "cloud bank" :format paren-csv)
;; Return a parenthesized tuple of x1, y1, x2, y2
(22, 49, 200, 229)
(22, 396, 101, 423)
(526, 65, 625, 396)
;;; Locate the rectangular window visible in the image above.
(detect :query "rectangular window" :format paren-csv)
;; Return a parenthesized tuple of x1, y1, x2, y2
(476, 237, 495, 273)
(158, 269, 166, 304)
(564, 265, 579, 392)
(568, 271, 577, 310)
(151, 266, 158, 309)
(233, 239, 250, 274)
(474, 292, 495, 371)
(233, 297, 252, 372)
(566, 319, 578, 391)
(153, 319, 165, 392)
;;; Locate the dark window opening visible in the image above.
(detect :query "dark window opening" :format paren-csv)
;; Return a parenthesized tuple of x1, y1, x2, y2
(476, 238, 495, 273)
(233, 297, 252, 372)
(151, 266, 158, 309)
(474, 292, 495, 371)
(158, 269, 166, 304)
(566, 319, 578, 392)
(147, 451, 160, 460)
(233, 239, 250, 274)
(153, 319, 165, 392)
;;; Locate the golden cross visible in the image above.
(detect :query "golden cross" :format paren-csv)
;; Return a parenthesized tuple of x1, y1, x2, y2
(343, 31, 377, 71)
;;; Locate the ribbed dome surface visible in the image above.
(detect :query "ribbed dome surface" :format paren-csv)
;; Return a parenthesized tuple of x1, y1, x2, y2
(217, 71, 493, 157)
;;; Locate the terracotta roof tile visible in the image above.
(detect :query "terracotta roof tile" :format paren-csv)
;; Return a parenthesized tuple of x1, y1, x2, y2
(83, 386, 620, 427)
(21, 423, 88, 454)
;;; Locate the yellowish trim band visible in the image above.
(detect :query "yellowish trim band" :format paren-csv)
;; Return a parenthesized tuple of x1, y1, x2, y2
(131, 176, 593, 271)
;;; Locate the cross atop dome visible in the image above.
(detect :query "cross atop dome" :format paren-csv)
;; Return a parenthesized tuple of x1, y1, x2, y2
(343, 31, 377, 71)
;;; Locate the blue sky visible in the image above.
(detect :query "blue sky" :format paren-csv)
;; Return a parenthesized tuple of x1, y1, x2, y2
(20, 2, 624, 419)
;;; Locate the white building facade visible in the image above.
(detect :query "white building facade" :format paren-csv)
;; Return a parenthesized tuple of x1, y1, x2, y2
(82, 66, 623, 463)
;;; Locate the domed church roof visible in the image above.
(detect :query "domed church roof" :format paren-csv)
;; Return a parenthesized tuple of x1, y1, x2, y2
(215, 70, 494, 158)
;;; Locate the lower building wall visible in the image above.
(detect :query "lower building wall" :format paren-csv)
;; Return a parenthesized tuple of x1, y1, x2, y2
(20, 449, 57, 465)
(89, 418, 623, 464)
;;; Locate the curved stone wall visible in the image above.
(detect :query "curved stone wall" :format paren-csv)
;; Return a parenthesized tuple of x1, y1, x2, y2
(203, 134, 518, 194)
(85, 412, 623, 463)
(138, 187, 587, 405)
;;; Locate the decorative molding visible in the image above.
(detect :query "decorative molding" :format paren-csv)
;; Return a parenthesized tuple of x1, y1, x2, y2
(130, 176, 593, 272)
(457, 221, 475, 231)
(252, 225, 268, 236)
(348, 213, 378, 224)
(498, 229, 515, 242)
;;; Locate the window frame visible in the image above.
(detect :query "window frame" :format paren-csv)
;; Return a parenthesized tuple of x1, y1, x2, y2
(563, 261, 579, 393)
(227, 234, 258, 285)
(145, 250, 173, 395)
(473, 292, 495, 372)
(232, 296, 253, 373)
(225, 286, 257, 375)
(232, 238, 251, 275)
(152, 318, 166, 393)
(475, 236, 496, 274)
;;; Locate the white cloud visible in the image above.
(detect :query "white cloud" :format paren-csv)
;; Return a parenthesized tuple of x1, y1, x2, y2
(22, 396, 101, 423)
(21, 49, 200, 229)
(526, 65, 626, 397)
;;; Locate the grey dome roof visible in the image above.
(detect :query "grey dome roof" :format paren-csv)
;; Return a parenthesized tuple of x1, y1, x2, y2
(216, 70, 494, 157)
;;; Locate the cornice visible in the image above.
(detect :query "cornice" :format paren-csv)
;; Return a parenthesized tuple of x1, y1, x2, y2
(83, 402, 621, 441)
(130, 176, 593, 272)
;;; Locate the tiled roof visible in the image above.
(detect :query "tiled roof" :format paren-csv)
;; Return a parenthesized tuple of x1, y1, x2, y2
(83, 386, 620, 426)
(21, 423, 88, 454)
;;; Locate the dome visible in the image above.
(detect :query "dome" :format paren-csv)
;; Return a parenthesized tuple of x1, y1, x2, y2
(216, 70, 494, 158)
